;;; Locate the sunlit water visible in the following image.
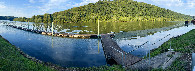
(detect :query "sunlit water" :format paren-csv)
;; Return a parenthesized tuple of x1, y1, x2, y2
(115, 24, 195, 57)
(193, 53, 195, 71)
(4, 21, 181, 34)
(0, 21, 105, 67)
(0, 20, 194, 67)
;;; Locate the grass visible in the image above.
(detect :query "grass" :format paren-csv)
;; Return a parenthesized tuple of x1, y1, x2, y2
(1, 29, 194, 71)
(70, 65, 127, 71)
(149, 29, 195, 58)
(166, 57, 187, 71)
(0, 36, 56, 71)
(150, 55, 189, 71)
(148, 29, 195, 71)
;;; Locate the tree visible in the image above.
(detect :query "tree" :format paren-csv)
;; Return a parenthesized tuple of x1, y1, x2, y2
(13, 0, 193, 23)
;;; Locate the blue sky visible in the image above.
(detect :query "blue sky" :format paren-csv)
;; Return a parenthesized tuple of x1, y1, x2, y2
(0, 0, 194, 18)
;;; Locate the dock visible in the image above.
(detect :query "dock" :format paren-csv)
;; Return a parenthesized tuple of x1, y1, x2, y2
(101, 34, 142, 67)
(6, 25, 113, 39)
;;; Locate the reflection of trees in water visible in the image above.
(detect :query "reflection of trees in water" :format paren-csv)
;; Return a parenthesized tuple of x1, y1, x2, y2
(30, 21, 181, 34)
(49, 23, 52, 31)
(32, 23, 35, 30)
(43, 23, 48, 32)
(35, 23, 41, 30)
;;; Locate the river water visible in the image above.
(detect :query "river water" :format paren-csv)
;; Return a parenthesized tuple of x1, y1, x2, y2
(115, 24, 195, 57)
(193, 53, 195, 71)
(0, 20, 194, 67)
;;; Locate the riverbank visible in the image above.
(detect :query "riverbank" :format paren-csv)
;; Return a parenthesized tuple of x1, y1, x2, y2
(0, 35, 127, 71)
(0, 35, 56, 71)
(0, 29, 194, 71)
(150, 29, 195, 57)
(147, 29, 195, 70)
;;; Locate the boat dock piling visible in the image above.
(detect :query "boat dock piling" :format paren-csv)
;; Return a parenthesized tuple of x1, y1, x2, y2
(101, 34, 142, 67)
(5, 24, 113, 39)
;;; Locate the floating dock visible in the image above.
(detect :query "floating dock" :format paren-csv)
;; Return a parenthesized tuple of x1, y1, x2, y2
(6, 25, 114, 39)
(101, 34, 142, 67)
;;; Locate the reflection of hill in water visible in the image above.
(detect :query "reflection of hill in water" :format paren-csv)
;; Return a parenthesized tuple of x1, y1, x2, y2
(193, 53, 195, 70)
(2, 20, 183, 35)
(114, 23, 184, 40)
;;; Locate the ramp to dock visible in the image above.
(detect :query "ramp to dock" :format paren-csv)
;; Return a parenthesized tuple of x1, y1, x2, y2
(101, 34, 142, 67)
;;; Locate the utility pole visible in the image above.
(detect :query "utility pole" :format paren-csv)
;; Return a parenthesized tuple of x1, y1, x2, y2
(168, 38, 174, 51)
(52, 22, 54, 36)
(28, 21, 29, 29)
(98, 19, 100, 38)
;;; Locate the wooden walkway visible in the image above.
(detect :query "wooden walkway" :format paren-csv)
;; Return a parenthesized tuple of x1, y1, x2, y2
(5, 25, 114, 39)
(101, 34, 142, 67)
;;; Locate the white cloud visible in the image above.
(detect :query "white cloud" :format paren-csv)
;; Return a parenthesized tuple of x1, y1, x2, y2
(29, 0, 46, 3)
(186, 0, 195, 8)
(134, 0, 195, 16)
(0, 2, 6, 8)
(149, 0, 195, 8)
(73, 0, 99, 7)
(37, 0, 68, 14)
(0, 7, 28, 17)
(29, 0, 35, 3)
(39, 0, 46, 2)
(26, 0, 101, 17)
(0, 2, 31, 17)
(150, 0, 184, 7)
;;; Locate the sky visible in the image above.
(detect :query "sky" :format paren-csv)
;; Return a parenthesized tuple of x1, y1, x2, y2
(0, 0, 194, 18)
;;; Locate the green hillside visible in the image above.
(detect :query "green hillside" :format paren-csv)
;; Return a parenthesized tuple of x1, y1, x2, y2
(0, 16, 17, 21)
(13, 0, 193, 23)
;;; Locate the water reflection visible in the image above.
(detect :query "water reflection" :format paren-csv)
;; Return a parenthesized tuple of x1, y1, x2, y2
(193, 53, 195, 70)
(3, 21, 182, 34)
(52, 36, 54, 48)
(98, 39, 100, 53)
(115, 24, 195, 57)
(0, 22, 106, 67)
(0, 20, 194, 67)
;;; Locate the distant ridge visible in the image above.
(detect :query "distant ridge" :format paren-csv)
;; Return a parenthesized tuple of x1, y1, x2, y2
(14, 0, 194, 23)
(0, 16, 17, 21)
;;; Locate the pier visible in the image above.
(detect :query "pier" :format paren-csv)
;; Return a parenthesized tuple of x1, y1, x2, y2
(5, 24, 114, 39)
(101, 34, 142, 67)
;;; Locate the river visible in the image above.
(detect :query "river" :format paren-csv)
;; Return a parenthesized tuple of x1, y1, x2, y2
(0, 20, 194, 67)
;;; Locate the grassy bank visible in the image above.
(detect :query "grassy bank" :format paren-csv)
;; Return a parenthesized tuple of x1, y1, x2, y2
(0, 35, 127, 71)
(149, 29, 195, 71)
(0, 35, 56, 71)
(150, 29, 195, 57)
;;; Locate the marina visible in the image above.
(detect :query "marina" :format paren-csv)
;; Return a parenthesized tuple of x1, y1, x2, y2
(0, 20, 194, 67)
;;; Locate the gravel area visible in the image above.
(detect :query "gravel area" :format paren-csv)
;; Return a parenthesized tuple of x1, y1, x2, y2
(179, 53, 193, 71)
(128, 51, 181, 70)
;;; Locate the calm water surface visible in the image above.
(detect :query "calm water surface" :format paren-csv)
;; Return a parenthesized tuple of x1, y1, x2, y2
(0, 20, 194, 67)
(5, 21, 181, 34)
(192, 53, 195, 70)
(115, 24, 195, 57)
(0, 22, 105, 67)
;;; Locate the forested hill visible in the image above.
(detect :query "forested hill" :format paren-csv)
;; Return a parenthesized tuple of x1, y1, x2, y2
(0, 16, 17, 21)
(13, 0, 193, 23)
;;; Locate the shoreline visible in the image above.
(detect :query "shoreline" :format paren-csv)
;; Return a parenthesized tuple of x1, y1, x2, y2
(147, 29, 195, 70)
(5, 24, 115, 39)
(0, 35, 67, 71)
(0, 29, 194, 71)
(0, 35, 127, 71)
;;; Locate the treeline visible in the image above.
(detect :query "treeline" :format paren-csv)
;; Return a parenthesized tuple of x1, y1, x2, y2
(0, 16, 17, 21)
(191, 16, 195, 19)
(14, 0, 194, 23)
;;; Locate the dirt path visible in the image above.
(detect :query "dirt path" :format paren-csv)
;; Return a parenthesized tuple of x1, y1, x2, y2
(128, 51, 181, 70)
